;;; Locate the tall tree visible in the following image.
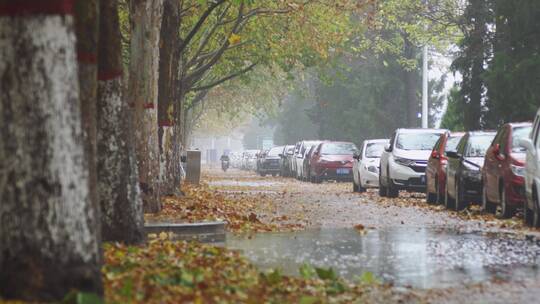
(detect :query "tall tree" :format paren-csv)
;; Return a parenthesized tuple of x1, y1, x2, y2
(127, 0, 164, 212)
(158, 0, 181, 195)
(74, 0, 100, 225)
(98, 0, 144, 243)
(451, 0, 490, 130)
(0, 0, 102, 300)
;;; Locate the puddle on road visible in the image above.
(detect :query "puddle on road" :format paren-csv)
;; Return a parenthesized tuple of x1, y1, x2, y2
(208, 180, 283, 187)
(226, 228, 540, 289)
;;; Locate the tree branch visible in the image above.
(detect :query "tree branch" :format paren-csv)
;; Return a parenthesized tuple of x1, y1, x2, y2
(190, 62, 257, 92)
(178, 0, 226, 55)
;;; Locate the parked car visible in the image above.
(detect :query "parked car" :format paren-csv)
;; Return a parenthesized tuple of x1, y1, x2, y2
(379, 128, 446, 197)
(280, 145, 295, 177)
(256, 149, 268, 174)
(295, 140, 322, 180)
(242, 150, 258, 170)
(309, 141, 357, 183)
(303, 144, 320, 181)
(520, 112, 540, 227)
(482, 123, 532, 218)
(425, 132, 465, 204)
(291, 142, 302, 176)
(352, 139, 389, 192)
(445, 131, 496, 210)
(259, 146, 283, 177)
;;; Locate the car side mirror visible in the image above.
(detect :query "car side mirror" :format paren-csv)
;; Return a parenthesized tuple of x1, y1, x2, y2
(519, 138, 535, 153)
(384, 144, 392, 152)
(353, 151, 360, 160)
(278, 153, 284, 158)
(446, 151, 460, 159)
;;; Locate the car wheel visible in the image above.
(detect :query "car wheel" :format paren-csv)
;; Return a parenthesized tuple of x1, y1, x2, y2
(386, 172, 399, 198)
(426, 178, 437, 204)
(524, 199, 533, 227)
(272, 173, 277, 177)
(445, 179, 455, 210)
(455, 179, 467, 211)
(482, 184, 496, 214)
(435, 178, 443, 205)
(533, 190, 540, 228)
(353, 179, 359, 192)
(497, 186, 514, 219)
(357, 175, 367, 193)
(261, 173, 267, 177)
(379, 172, 387, 197)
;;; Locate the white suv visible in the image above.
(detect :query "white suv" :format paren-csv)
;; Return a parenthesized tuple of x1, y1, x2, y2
(353, 139, 389, 192)
(295, 140, 322, 179)
(379, 128, 446, 197)
(519, 108, 540, 227)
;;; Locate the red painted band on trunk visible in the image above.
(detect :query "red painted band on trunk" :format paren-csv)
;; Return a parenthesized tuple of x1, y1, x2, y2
(98, 70, 123, 81)
(143, 103, 155, 109)
(159, 120, 173, 127)
(0, 0, 74, 16)
(77, 51, 97, 64)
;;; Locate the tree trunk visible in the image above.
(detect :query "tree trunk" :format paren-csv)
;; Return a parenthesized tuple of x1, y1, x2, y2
(74, 0, 101, 244)
(158, 0, 181, 195)
(403, 37, 420, 128)
(128, 0, 164, 212)
(0, 2, 102, 300)
(98, 0, 144, 243)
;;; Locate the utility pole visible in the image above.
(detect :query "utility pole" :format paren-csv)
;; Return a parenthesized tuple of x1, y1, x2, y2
(422, 45, 429, 128)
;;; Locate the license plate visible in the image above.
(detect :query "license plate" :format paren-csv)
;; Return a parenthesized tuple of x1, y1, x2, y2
(420, 175, 426, 184)
(337, 168, 350, 175)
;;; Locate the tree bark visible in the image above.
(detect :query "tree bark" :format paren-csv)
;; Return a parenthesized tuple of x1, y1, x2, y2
(98, 0, 144, 243)
(128, 0, 164, 212)
(0, 1, 102, 300)
(158, 0, 181, 195)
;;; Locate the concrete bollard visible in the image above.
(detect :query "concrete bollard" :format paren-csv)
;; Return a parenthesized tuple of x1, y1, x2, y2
(186, 150, 201, 184)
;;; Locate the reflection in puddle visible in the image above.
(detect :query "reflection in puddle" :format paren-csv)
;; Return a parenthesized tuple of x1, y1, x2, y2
(226, 228, 540, 289)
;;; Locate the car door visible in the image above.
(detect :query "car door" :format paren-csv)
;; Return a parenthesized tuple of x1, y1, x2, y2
(427, 136, 443, 193)
(353, 142, 363, 183)
(485, 127, 507, 203)
(448, 135, 467, 198)
(380, 132, 396, 182)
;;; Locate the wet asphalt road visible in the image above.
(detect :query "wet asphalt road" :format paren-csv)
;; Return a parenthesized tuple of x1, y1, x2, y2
(207, 168, 540, 303)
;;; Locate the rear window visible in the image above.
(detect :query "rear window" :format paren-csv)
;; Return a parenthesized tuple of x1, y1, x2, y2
(445, 136, 463, 152)
(321, 143, 357, 155)
(466, 135, 496, 157)
(511, 126, 532, 152)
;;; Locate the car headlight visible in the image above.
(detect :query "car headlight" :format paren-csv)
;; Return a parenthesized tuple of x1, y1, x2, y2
(368, 166, 378, 173)
(394, 157, 414, 167)
(511, 165, 525, 177)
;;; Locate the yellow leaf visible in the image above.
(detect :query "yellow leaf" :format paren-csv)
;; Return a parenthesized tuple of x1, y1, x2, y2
(228, 33, 241, 45)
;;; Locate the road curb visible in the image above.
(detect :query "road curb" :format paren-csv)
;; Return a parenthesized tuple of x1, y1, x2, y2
(145, 221, 226, 243)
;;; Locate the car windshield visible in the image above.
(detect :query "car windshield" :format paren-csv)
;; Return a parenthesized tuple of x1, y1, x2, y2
(365, 143, 386, 158)
(396, 133, 442, 151)
(321, 143, 357, 155)
(466, 135, 496, 157)
(267, 147, 282, 156)
(511, 126, 532, 152)
(445, 136, 463, 152)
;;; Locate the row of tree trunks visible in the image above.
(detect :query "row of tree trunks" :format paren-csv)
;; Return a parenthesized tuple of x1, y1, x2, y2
(158, 0, 181, 195)
(128, 0, 164, 212)
(0, 1, 102, 299)
(98, 0, 144, 243)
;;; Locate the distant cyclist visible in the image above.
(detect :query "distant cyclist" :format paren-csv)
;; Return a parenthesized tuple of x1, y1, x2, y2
(220, 154, 230, 172)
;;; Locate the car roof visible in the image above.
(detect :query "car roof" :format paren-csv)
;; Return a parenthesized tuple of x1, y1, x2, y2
(364, 139, 389, 144)
(507, 122, 533, 128)
(396, 128, 447, 134)
(321, 141, 355, 145)
(467, 131, 497, 136)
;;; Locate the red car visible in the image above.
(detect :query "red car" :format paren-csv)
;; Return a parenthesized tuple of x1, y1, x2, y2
(309, 141, 357, 183)
(426, 132, 464, 204)
(482, 122, 533, 218)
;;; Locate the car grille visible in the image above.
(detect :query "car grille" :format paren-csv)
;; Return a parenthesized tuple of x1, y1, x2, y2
(409, 161, 427, 173)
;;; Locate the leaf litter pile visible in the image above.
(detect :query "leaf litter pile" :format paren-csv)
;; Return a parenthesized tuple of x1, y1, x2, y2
(103, 240, 414, 304)
(146, 182, 305, 232)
